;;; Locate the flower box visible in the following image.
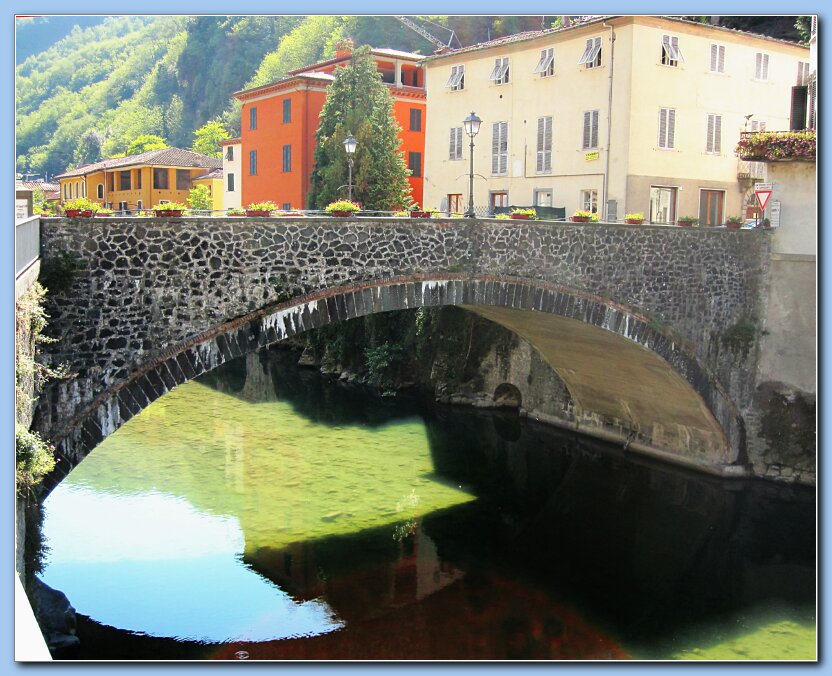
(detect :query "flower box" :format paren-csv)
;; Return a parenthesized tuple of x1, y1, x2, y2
(245, 210, 271, 217)
(410, 211, 432, 218)
(571, 216, 590, 222)
(65, 209, 94, 218)
(155, 209, 183, 217)
(510, 213, 531, 220)
(330, 210, 354, 217)
(625, 218, 644, 225)
(726, 221, 742, 229)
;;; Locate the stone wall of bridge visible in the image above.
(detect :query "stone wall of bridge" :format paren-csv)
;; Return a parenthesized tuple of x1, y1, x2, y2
(35, 216, 792, 485)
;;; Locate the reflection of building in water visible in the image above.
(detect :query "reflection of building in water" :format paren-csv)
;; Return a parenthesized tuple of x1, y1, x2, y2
(243, 521, 464, 622)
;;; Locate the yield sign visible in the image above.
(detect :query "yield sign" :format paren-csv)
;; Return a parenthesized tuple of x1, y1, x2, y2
(755, 189, 773, 212)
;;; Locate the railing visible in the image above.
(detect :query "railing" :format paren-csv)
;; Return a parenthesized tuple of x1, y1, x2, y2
(15, 215, 40, 279)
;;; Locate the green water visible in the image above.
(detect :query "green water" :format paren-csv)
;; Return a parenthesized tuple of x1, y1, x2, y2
(39, 350, 816, 660)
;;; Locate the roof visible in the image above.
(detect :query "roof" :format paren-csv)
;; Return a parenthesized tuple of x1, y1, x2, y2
(219, 137, 241, 146)
(193, 168, 223, 180)
(286, 46, 423, 76)
(55, 147, 221, 179)
(18, 180, 60, 194)
(421, 15, 806, 63)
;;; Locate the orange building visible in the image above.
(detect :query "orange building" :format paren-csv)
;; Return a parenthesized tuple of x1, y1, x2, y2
(233, 43, 427, 210)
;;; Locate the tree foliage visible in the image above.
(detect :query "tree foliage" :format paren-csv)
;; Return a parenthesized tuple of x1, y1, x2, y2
(125, 134, 168, 156)
(191, 120, 230, 158)
(308, 45, 412, 211)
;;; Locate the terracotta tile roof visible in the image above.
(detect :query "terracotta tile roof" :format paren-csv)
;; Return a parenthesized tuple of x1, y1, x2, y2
(193, 168, 222, 180)
(286, 46, 423, 77)
(55, 147, 221, 179)
(422, 15, 805, 62)
(18, 180, 60, 194)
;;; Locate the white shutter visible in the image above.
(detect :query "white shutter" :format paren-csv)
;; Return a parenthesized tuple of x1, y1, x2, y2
(706, 114, 715, 152)
(713, 115, 722, 153)
(449, 128, 456, 159)
(500, 122, 508, 174)
(718, 45, 725, 72)
(762, 54, 769, 80)
(492, 122, 500, 174)
(536, 118, 544, 172)
(667, 109, 675, 149)
(659, 109, 667, 147)
(544, 117, 552, 171)
(583, 111, 592, 149)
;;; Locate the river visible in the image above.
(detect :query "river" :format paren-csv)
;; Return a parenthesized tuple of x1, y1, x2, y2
(38, 348, 816, 660)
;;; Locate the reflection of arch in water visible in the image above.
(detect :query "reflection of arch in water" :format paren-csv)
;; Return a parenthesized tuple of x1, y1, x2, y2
(44, 274, 743, 493)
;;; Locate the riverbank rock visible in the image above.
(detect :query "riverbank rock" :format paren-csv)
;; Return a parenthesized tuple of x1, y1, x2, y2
(31, 577, 79, 654)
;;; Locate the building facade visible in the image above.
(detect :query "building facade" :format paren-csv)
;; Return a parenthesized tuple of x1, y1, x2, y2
(55, 148, 221, 212)
(421, 16, 809, 224)
(234, 42, 427, 210)
(220, 138, 242, 210)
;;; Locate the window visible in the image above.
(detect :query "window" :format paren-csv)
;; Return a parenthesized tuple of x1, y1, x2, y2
(488, 57, 510, 85)
(227, 173, 235, 192)
(283, 98, 291, 123)
(755, 52, 769, 80)
(490, 191, 509, 212)
(709, 44, 725, 73)
(176, 169, 191, 190)
(534, 189, 552, 207)
(491, 121, 508, 175)
(249, 106, 258, 130)
(536, 116, 552, 173)
(582, 110, 599, 150)
(137, 200, 143, 210)
(649, 186, 677, 224)
(447, 193, 463, 214)
(699, 190, 725, 226)
(226, 146, 234, 161)
(119, 171, 131, 191)
(661, 34, 684, 67)
(797, 61, 810, 86)
(282, 202, 291, 211)
(136, 169, 142, 189)
(410, 108, 422, 132)
(578, 37, 602, 68)
(533, 48, 554, 77)
(449, 127, 463, 160)
(408, 151, 422, 178)
(107, 173, 114, 191)
(581, 189, 598, 213)
(658, 108, 676, 149)
(97, 184, 104, 199)
(706, 114, 722, 154)
(119, 201, 128, 212)
(282, 144, 292, 172)
(249, 150, 257, 176)
(153, 168, 168, 189)
(446, 64, 465, 91)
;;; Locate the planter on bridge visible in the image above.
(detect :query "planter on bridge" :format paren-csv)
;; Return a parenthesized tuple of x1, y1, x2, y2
(571, 210, 599, 223)
(245, 201, 277, 217)
(325, 200, 361, 218)
(153, 202, 187, 218)
(677, 217, 698, 227)
(64, 210, 94, 218)
(625, 213, 645, 225)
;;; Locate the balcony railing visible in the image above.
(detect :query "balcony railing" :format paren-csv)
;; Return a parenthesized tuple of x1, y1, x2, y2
(15, 215, 40, 280)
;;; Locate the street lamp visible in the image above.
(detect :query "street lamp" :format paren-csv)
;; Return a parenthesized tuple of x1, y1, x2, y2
(343, 133, 357, 201)
(463, 112, 481, 218)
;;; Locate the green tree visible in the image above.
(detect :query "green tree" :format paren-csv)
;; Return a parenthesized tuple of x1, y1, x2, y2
(188, 184, 213, 211)
(72, 128, 104, 167)
(191, 120, 230, 158)
(308, 44, 412, 211)
(125, 133, 168, 156)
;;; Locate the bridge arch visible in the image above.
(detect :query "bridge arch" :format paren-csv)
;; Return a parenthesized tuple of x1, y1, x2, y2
(43, 274, 745, 493)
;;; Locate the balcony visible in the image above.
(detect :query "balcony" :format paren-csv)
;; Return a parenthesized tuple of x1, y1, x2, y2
(736, 130, 816, 162)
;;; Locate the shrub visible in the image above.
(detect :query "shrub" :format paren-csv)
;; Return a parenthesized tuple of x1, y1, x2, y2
(624, 212, 644, 220)
(62, 197, 100, 213)
(246, 201, 278, 212)
(188, 184, 214, 211)
(511, 207, 537, 216)
(735, 130, 816, 161)
(325, 200, 361, 214)
(153, 201, 187, 212)
(16, 425, 56, 494)
(573, 209, 600, 221)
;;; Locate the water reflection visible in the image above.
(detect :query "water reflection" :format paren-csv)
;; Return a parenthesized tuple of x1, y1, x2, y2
(39, 348, 814, 660)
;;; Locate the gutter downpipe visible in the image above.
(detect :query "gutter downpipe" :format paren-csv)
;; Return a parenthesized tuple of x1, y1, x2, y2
(602, 21, 615, 220)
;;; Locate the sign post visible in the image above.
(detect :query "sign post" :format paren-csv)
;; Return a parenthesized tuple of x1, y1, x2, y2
(754, 183, 773, 227)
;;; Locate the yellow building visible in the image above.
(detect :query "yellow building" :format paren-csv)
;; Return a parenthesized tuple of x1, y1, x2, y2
(421, 16, 810, 224)
(55, 148, 221, 213)
(192, 168, 224, 212)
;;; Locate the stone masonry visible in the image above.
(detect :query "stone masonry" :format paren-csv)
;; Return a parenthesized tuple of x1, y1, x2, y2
(36, 216, 788, 488)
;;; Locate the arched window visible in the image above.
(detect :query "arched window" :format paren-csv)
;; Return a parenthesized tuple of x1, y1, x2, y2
(97, 184, 104, 199)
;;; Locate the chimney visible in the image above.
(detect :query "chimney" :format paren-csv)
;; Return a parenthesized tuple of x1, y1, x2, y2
(335, 38, 354, 59)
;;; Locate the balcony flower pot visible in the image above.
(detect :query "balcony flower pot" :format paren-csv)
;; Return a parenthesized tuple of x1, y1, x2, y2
(245, 210, 271, 217)
(410, 211, 432, 218)
(64, 209, 94, 218)
(677, 217, 698, 227)
(571, 216, 590, 223)
(510, 213, 531, 220)
(155, 210, 183, 217)
(625, 219, 644, 224)
(726, 221, 742, 229)
(330, 211, 353, 217)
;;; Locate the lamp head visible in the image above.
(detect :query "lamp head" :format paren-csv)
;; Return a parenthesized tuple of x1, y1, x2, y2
(463, 112, 482, 138)
(343, 134, 358, 155)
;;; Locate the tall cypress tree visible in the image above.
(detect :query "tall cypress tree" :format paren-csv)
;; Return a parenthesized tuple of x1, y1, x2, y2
(308, 44, 412, 211)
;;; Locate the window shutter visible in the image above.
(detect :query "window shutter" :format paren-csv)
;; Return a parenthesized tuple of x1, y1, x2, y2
(710, 44, 717, 71)
(500, 122, 508, 174)
(536, 118, 544, 172)
(706, 114, 715, 152)
(718, 45, 725, 72)
(591, 111, 599, 148)
(714, 115, 721, 153)
(492, 122, 500, 173)
(659, 109, 667, 147)
(449, 128, 455, 159)
(583, 111, 592, 149)
(544, 117, 552, 171)
(667, 109, 675, 149)
(762, 54, 769, 80)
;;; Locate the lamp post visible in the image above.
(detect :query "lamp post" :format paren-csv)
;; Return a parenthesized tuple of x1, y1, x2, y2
(462, 112, 481, 218)
(343, 133, 357, 201)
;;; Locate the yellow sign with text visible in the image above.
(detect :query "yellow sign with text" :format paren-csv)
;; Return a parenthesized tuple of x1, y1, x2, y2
(584, 151, 600, 161)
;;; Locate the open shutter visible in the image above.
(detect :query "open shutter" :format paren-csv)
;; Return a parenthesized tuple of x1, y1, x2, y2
(500, 122, 508, 174)
(492, 122, 500, 174)
(667, 109, 675, 149)
(536, 118, 544, 172)
(591, 111, 599, 148)
(544, 117, 552, 171)
(583, 112, 592, 149)
(714, 115, 721, 153)
(706, 114, 715, 152)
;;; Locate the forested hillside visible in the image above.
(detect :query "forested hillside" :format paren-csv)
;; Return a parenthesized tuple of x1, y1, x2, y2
(15, 15, 808, 180)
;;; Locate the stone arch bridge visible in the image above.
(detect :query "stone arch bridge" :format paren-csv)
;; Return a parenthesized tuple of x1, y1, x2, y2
(36, 216, 775, 491)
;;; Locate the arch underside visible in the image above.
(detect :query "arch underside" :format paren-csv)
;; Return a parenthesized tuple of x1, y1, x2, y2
(46, 276, 740, 492)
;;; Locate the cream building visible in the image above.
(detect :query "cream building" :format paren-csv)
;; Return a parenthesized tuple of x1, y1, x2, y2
(421, 16, 810, 224)
(221, 137, 242, 210)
